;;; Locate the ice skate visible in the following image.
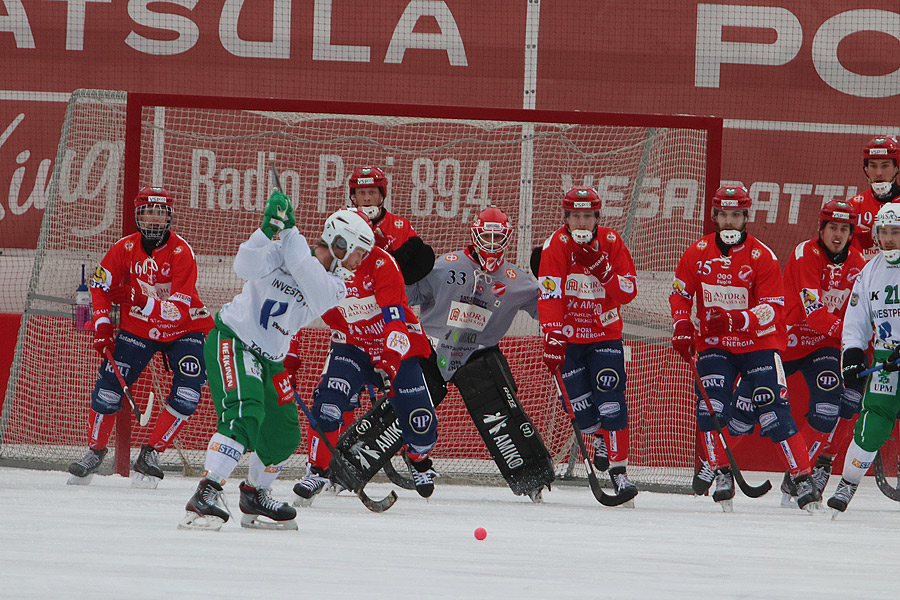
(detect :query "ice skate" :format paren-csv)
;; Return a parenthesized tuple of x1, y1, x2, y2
(593, 436, 609, 472)
(779, 470, 797, 508)
(239, 481, 298, 530)
(131, 444, 163, 489)
(292, 465, 330, 507)
(66, 447, 108, 485)
(794, 474, 822, 513)
(179, 478, 230, 531)
(608, 466, 638, 508)
(713, 468, 735, 512)
(827, 478, 858, 519)
(403, 450, 439, 499)
(811, 455, 832, 495)
(692, 459, 715, 495)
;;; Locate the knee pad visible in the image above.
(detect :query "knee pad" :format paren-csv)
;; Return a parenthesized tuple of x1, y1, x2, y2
(90, 383, 123, 415)
(592, 393, 627, 431)
(312, 376, 355, 433)
(757, 402, 799, 442)
(856, 406, 897, 452)
(167, 384, 202, 416)
(807, 400, 840, 434)
(840, 385, 863, 419)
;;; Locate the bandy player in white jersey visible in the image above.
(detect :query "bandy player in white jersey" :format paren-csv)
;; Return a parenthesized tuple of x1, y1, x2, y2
(829, 203, 900, 515)
(179, 195, 371, 531)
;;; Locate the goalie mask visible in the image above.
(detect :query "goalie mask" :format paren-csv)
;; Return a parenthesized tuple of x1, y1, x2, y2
(349, 166, 387, 221)
(134, 186, 173, 241)
(863, 137, 900, 198)
(711, 185, 751, 245)
(563, 186, 601, 244)
(873, 203, 900, 263)
(322, 208, 376, 280)
(470, 206, 512, 273)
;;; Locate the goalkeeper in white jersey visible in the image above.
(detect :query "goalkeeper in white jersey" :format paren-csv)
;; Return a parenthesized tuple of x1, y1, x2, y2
(180, 193, 373, 531)
(828, 203, 900, 515)
(406, 206, 555, 501)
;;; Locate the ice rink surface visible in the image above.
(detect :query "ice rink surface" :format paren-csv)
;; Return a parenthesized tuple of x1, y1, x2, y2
(1, 466, 898, 600)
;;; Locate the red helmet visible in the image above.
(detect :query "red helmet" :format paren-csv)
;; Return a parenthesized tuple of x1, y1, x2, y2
(711, 185, 752, 211)
(863, 136, 900, 166)
(471, 206, 512, 272)
(349, 166, 387, 197)
(134, 186, 173, 240)
(818, 199, 857, 229)
(563, 186, 601, 211)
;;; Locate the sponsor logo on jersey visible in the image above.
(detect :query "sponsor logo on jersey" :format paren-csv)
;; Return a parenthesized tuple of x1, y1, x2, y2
(618, 276, 634, 295)
(751, 249, 761, 259)
(539, 276, 562, 299)
(445, 253, 459, 262)
(700, 374, 726, 389)
(175, 386, 201, 403)
(506, 268, 517, 279)
(598, 402, 620, 416)
(97, 389, 121, 405)
(735, 395, 753, 412)
(385, 329, 411, 357)
(91, 265, 113, 291)
(491, 282, 506, 296)
(595, 368, 619, 391)
(446, 300, 492, 331)
(243, 353, 262, 380)
(701, 283, 748, 310)
(337, 296, 381, 323)
(564, 273, 607, 299)
(210, 439, 242, 462)
(753, 387, 776, 406)
(595, 308, 620, 328)
(696, 240, 708, 250)
(814, 403, 840, 416)
(816, 371, 840, 390)
(178, 356, 201, 377)
(870, 368, 897, 395)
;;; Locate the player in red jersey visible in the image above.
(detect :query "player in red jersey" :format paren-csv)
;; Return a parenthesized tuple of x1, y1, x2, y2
(67, 186, 214, 487)
(670, 185, 819, 511)
(347, 165, 434, 284)
(537, 186, 639, 504)
(291, 208, 439, 501)
(780, 200, 865, 505)
(847, 136, 900, 261)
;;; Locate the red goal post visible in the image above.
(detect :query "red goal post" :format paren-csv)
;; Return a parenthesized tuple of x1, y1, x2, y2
(1, 90, 721, 492)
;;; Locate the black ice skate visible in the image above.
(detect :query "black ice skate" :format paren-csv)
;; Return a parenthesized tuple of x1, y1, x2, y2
(811, 455, 833, 495)
(794, 474, 822, 513)
(713, 468, 735, 512)
(608, 466, 638, 507)
(132, 444, 164, 489)
(404, 451, 439, 498)
(179, 478, 230, 531)
(692, 459, 715, 495)
(827, 478, 859, 519)
(779, 470, 798, 508)
(239, 481, 297, 530)
(66, 447, 108, 485)
(292, 465, 330, 507)
(593, 436, 609, 472)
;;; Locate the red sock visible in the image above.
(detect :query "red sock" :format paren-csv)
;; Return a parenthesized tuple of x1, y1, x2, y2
(800, 423, 830, 463)
(306, 424, 342, 471)
(820, 417, 853, 459)
(88, 409, 116, 450)
(778, 432, 812, 477)
(702, 431, 728, 470)
(147, 409, 186, 452)
(606, 428, 629, 465)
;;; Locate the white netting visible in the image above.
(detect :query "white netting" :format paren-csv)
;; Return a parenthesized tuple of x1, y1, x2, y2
(1, 90, 714, 491)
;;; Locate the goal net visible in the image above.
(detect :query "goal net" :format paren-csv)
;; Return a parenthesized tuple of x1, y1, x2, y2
(1, 90, 721, 492)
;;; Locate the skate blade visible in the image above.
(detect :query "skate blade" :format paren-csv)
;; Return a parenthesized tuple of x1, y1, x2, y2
(130, 472, 161, 489)
(618, 498, 635, 509)
(527, 490, 544, 504)
(716, 499, 734, 513)
(830, 509, 843, 521)
(240, 514, 298, 531)
(67, 473, 95, 486)
(178, 512, 225, 531)
(292, 495, 315, 508)
(780, 492, 796, 508)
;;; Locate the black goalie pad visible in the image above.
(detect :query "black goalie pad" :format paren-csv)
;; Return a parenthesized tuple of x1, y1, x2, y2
(329, 355, 446, 492)
(451, 347, 555, 496)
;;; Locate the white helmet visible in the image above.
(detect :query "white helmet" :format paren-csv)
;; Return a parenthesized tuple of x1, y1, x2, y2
(322, 208, 376, 280)
(873, 203, 900, 263)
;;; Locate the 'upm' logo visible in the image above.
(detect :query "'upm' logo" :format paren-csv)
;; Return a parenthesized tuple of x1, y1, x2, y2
(219, 339, 236, 391)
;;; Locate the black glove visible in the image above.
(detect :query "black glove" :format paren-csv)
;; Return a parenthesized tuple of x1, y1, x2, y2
(841, 347, 867, 386)
(884, 347, 900, 373)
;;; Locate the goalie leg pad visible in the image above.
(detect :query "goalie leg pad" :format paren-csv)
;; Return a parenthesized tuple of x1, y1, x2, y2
(330, 398, 407, 492)
(451, 347, 555, 496)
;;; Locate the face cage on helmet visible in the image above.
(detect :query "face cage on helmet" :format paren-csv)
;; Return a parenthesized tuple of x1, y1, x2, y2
(135, 204, 172, 240)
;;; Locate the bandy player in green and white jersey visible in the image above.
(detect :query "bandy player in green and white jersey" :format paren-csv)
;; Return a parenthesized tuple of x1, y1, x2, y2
(829, 203, 900, 515)
(180, 193, 375, 531)
(406, 206, 555, 501)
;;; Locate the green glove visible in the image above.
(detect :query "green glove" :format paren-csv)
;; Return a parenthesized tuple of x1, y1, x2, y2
(261, 191, 295, 239)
